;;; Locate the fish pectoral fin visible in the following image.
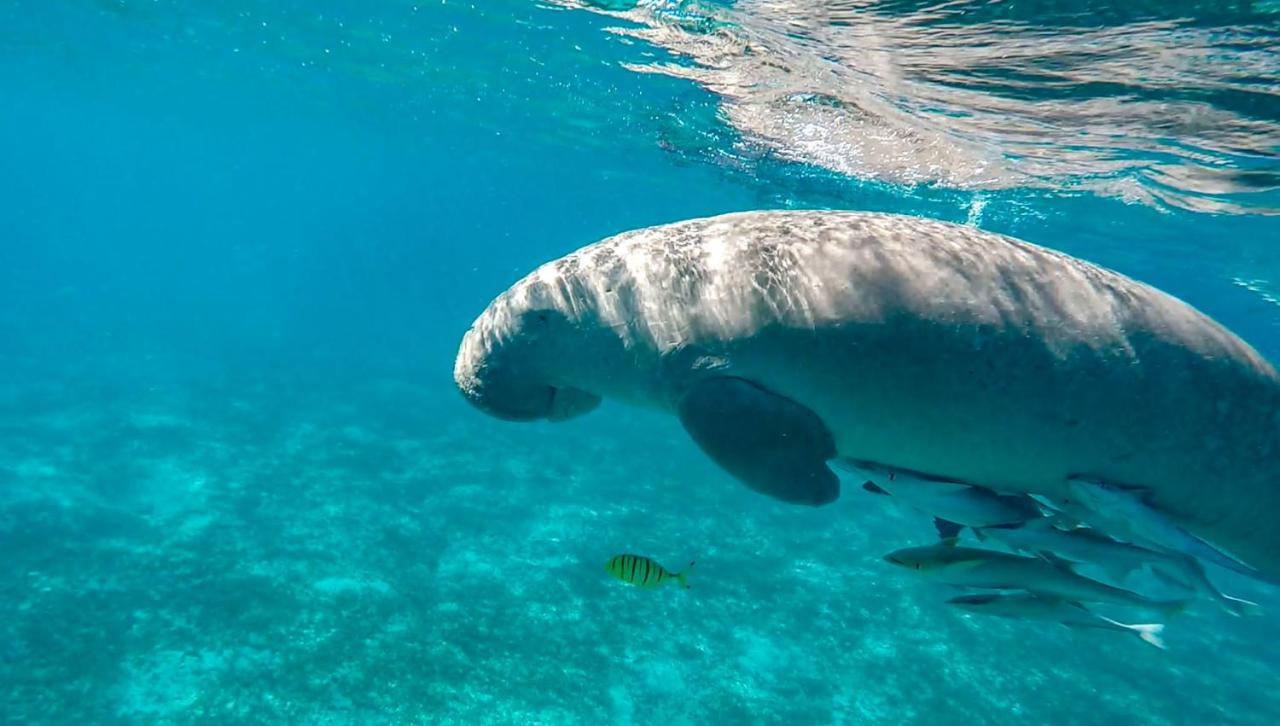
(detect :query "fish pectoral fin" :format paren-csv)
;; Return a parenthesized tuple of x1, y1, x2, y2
(862, 481, 890, 496)
(676, 376, 839, 506)
(934, 518, 965, 541)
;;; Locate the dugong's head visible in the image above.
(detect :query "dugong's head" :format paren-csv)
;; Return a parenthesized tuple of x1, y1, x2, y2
(453, 283, 605, 423)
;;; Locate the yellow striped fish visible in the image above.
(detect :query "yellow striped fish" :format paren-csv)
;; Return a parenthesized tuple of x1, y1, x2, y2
(605, 554, 693, 589)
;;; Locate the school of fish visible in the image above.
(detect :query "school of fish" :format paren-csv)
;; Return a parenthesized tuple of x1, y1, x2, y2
(842, 461, 1269, 650)
(600, 465, 1267, 650)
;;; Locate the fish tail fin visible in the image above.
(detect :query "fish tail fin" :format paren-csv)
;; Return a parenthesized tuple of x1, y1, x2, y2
(1129, 623, 1166, 650)
(677, 561, 695, 589)
(1221, 594, 1262, 618)
(1092, 614, 1167, 650)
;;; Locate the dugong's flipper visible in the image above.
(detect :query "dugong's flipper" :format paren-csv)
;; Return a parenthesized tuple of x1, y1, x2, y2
(676, 377, 839, 506)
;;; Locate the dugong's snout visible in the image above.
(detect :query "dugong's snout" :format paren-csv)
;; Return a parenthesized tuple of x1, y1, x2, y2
(453, 318, 601, 423)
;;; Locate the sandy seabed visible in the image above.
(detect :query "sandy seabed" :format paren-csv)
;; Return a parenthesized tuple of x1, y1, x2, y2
(1, 374, 1277, 725)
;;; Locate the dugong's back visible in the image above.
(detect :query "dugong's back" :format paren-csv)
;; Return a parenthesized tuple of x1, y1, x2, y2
(475, 211, 1280, 576)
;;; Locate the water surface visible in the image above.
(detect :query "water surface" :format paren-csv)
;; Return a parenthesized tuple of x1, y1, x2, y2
(2, 0, 1279, 722)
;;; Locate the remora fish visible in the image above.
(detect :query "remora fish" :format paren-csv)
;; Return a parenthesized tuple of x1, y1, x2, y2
(977, 519, 1261, 617)
(946, 593, 1166, 649)
(977, 518, 1160, 582)
(884, 543, 1189, 617)
(605, 554, 693, 589)
(837, 460, 1043, 538)
(1056, 478, 1267, 582)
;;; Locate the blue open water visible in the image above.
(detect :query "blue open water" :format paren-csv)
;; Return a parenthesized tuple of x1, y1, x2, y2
(2, 1, 1279, 722)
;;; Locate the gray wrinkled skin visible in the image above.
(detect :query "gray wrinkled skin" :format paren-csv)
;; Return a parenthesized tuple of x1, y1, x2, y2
(454, 211, 1280, 577)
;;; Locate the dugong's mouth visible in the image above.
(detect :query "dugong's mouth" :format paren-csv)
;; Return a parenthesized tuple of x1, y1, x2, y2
(453, 330, 601, 422)
(454, 304, 601, 422)
(547, 386, 602, 421)
(458, 383, 601, 422)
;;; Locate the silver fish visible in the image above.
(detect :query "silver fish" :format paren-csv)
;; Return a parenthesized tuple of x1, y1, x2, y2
(947, 593, 1166, 649)
(977, 519, 1261, 617)
(1056, 478, 1266, 582)
(884, 543, 1189, 617)
(837, 460, 1043, 531)
(977, 518, 1160, 582)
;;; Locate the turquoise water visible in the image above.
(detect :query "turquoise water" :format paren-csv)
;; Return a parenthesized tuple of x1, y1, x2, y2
(3, 0, 1280, 722)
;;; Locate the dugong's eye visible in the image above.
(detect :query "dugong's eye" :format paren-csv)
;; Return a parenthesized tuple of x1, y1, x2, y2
(521, 310, 554, 329)
(519, 309, 568, 336)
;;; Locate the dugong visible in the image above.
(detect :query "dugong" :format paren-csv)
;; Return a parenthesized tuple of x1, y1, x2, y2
(453, 211, 1280, 577)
